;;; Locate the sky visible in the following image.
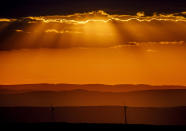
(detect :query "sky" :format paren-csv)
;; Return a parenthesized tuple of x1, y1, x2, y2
(0, 0, 186, 17)
(0, 0, 186, 85)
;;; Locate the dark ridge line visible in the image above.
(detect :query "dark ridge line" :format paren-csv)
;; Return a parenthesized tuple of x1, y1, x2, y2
(1, 88, 186, 95)
(0, 83, 185, 87)
(1, 105, 186, 108)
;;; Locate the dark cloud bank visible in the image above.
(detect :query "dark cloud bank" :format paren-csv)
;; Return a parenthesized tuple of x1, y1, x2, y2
(0, 0, 186, 17)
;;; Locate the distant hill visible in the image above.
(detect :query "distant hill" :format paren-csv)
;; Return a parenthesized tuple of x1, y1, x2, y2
(0, 83, 186, 93)
(0, 84, 186, 107)
(1, 84, 186, 125)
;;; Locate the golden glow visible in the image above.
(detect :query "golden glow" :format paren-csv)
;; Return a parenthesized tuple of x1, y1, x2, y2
(0, 18, 16, 22)
(24, 10, 186, 23)
(0, 10, 186, 85)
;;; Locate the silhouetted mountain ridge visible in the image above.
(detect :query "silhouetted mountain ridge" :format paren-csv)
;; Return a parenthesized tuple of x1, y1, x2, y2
(0, 83, 186, 94)
(1, 88, 186, 107)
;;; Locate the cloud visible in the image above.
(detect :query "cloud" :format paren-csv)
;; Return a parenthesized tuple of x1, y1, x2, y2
(0, 10, 186, 50)
(23, 10, 186, 23)
(110, 41, 185, 48)
(4, 10, 186, 24)
(45, 29, 82, 34)
(136, 11, 145, 17)
(45, 29, 63, 34)
(0, 18, 16, 22)
(15, 29, 24, 32)
(146, 49, 157, 53)
(182, 12, 186, 15)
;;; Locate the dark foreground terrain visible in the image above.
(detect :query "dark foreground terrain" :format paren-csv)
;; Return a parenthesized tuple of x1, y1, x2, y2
(1, 86, 186, 126)
(1, 106, 186, 125)
(0, 123, 186, 130)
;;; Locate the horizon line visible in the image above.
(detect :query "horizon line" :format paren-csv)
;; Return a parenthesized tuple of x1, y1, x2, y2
(0, 83, 185, 87)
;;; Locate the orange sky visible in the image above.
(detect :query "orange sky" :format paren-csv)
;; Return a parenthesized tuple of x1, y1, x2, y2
(0, 46, 186, 85)
(0, 11, 186, 85)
